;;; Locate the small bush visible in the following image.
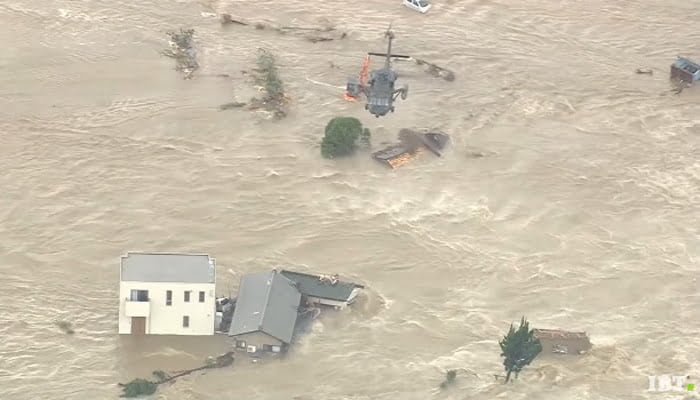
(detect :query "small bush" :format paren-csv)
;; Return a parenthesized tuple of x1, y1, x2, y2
(439, 370, 457, 389)
(121, 379, 157, 398)
(251, 49, 287, 119)
(320, 117, 371, 159)
(256, 49, 284, 102)
(56, 321, 74, 335)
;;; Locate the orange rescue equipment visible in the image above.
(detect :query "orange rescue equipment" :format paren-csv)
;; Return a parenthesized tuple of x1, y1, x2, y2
(344, 55, 371, 101)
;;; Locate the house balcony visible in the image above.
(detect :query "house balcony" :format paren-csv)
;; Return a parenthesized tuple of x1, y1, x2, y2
(124, 299, 151, 317)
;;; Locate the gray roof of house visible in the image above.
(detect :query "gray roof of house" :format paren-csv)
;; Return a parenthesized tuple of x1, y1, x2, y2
(228, 270, 301, 344)
(120, 252, 216, 283)
(280, 270, 364, 301)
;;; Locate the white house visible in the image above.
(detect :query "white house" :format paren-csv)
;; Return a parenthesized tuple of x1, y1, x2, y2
(118, 252, 216, 336)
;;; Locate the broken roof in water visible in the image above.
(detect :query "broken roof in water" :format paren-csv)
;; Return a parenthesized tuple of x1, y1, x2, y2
(280, 270, 364, 301)
(228, 270, 301, 344)
(372, 129, 450, 168)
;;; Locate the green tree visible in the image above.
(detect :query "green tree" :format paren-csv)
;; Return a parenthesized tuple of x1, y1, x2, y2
(320, 117, 371, 159)
(255, 49, 284, 102)
(498, 316, 542, 383)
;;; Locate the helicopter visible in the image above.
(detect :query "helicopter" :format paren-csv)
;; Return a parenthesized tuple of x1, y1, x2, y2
(345, 27, 410, 118)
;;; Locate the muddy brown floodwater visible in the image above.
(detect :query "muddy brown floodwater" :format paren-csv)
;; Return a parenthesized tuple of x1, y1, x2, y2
(0, 0, 698, 399)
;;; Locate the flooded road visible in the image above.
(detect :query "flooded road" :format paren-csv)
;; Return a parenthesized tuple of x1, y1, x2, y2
(0, 0, 698, 399)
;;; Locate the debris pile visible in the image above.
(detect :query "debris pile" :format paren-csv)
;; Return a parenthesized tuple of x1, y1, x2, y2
(220, 14, 348, 43)
(372, 129, 450, 169)
(118, 352, 234, 398)
(670, 56, 699, 94)
(160, 28, 199, 79)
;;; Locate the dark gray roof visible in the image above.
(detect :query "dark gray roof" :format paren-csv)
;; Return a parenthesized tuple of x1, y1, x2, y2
(228, 270, 301, 344)
(280, 270, 364, 302)
(120, 252, 216, 283)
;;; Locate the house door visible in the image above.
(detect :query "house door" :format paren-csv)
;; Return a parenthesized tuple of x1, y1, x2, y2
(131, 317, 146, 335)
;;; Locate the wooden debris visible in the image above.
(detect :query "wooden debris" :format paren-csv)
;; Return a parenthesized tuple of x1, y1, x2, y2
(220, 13, 248, 26)
(219, 101, 247, 110)
(219, 13, 348, 43)
(413, 58, 455, 81)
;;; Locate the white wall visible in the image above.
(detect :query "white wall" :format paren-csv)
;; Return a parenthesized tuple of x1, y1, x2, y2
(118, 281, 216, 335)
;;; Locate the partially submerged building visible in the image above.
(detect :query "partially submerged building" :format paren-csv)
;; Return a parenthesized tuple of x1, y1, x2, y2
(372, 129, 450, 169)
(533, 328, 592, 355)
(226, 269, 365, 355)
(670, 57, 700, 85)
(228, 270, 301, 354)
(118, 252, 217, 336)
(280, 270, 365, 309)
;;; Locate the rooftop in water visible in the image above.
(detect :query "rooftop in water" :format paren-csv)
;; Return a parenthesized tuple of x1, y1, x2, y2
(372, 129, 450, 168)
(280, 269, 364, 302)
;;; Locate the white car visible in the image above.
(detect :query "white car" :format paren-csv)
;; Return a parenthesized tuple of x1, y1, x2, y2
(403, 0, 432, 13)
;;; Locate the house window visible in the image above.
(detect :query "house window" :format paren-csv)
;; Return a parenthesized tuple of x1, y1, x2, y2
(182, 316, 189, 328)
(130, 289, 149, 302)
(166, 290, 172, 306)
(263, 344, 273, 352)
(184, 291, 190, 302)
(235, 340, 246, 348)
(199, 291, 205, 303)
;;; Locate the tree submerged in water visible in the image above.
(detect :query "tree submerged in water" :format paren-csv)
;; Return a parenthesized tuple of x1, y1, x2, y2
(118, 352, 234, 397)
(320, 117, 371, 159)
(161, 28, 199, 79)
(439, 369, 457, 389)
(249, 49, 288, 119)
(499, 316, 542, 383)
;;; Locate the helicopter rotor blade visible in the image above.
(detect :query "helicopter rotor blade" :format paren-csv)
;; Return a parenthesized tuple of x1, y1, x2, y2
(368, 52, 411, 59)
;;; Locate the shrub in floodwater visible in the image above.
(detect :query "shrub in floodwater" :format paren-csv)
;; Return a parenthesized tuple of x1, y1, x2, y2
(56, 321, 75, 335)
(120, 379, 157, 398)
(252, 49, 287, 119)
(320, 117, 371, 159)
(499, 316, 542, 383)
(256, 49, 284, 101)
(439, 369, 457, 389)
(167, 28, 195, 50)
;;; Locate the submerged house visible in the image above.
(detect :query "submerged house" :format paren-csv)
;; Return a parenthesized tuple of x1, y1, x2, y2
(533, 328, 592, 355)
(118, 252, 217, 336)
(228, 270, 301, 354)
(280, 270, 364, 309)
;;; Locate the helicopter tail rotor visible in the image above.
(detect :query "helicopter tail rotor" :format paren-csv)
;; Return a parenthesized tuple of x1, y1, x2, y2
(385, 22, 395, 40)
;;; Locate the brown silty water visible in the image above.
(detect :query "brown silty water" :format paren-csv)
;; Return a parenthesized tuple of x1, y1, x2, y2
(0, 0, 698, 399)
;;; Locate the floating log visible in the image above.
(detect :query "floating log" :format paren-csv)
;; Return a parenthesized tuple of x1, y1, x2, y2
(220, 14, 348, 43)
